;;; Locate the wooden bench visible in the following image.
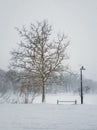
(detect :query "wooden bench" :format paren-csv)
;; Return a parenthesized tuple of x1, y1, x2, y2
(57, 100, 77, 105)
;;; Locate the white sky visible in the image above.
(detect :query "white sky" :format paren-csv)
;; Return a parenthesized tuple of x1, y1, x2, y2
(0, 0, 97, 81)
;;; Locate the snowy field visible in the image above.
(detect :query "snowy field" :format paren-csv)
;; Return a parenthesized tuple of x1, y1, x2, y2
(0, 94, 97, 130)
(1, 93, 97, 104)
(33, 93, 97, 105)
(0, 104, 97, 130)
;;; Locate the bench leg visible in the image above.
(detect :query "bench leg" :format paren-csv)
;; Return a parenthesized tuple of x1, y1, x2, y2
(57, 100, 59, 104)
(75, 100, 77, 104)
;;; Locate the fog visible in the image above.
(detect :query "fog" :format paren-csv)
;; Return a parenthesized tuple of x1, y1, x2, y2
(0, 0, 97, 80)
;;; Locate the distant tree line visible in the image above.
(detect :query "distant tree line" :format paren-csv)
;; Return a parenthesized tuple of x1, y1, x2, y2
(0, 69, 97, 103)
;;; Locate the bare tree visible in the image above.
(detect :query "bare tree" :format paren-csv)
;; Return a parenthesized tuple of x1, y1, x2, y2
(10, 21, 69, 103)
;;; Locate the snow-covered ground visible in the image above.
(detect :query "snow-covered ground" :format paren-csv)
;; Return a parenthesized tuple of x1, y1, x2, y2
(0, 93, 97, 130)
(0, 92, 97, 104)
(0, 104, 97, 130)
(34, 93, 97, 105)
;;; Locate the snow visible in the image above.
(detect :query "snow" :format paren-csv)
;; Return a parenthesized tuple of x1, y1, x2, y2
(0, 104, 97, 130)
(1, 92, 97, 105)
(0, 93, 97, 130)
(34, 93, 97, 105)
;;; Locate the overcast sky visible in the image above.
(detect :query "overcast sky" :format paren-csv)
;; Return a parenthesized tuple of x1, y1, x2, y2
(0, 0, 97, 81)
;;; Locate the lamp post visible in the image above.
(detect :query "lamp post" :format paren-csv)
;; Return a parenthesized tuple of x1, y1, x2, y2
(80, 66, 85, 104)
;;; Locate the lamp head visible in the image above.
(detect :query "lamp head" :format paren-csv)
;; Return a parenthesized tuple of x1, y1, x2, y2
(80, 66, 86, 70)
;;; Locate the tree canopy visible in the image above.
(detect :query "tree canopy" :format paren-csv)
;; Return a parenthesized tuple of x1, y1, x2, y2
(10, 21, 70, 102)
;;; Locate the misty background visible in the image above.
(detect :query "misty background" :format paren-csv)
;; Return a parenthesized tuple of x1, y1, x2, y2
(0, 0, 97, 102)
(0, 0, 97, 81)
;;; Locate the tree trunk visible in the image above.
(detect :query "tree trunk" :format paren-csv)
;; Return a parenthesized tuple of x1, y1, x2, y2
(42, 81, 45, 103)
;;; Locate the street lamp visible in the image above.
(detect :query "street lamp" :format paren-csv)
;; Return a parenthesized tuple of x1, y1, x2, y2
(80, 66, 86, 104)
